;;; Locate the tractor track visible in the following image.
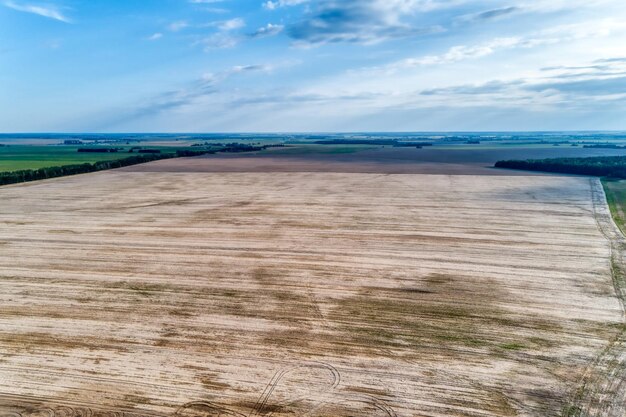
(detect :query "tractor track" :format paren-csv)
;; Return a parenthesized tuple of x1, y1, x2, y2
(568, 179, 626, 417)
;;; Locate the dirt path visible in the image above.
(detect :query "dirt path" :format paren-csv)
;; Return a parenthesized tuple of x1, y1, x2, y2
(569, 179, 626, 416)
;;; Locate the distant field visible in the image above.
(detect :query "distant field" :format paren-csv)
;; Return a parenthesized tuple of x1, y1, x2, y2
(0, 146, 158, 172)
(266, 144, 379, 155)
(125, 143, 626, 176)
(0, 146, 130, 171)
(3, 133, 626, 174)
(603, 179, 626, 234)
(0, 145, 187, 172)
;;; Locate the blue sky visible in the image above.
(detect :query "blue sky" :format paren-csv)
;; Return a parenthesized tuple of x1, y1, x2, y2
(1, 0, 626, 132)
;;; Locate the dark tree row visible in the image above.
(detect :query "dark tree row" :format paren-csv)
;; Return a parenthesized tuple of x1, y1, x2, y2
(77, 148, 119, 153)
(0, 144, 269, 187)
(314, 139, 433, 147)
(0, 153, 185, 186)
(583, 144, 626, 149)
(189, 143, 269, 153)
(175, 149, 216, 157)
(221, 143, 268, 152)
(495, 156, 626, 178)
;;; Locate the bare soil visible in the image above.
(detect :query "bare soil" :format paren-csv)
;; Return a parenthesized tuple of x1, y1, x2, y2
(121, 152, 506, 175)
(121, 146, 626, 175)
(0, 171, 623, 416)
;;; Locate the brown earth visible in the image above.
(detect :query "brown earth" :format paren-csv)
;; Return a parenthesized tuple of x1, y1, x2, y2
(125, 153, 499, 175)
(121, 146, 626, 175)
(121, 152, 508, 175)
(0, 170, 624, 416)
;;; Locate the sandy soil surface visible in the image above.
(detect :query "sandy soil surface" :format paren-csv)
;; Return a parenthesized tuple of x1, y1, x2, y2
(0, 172, 623, 416)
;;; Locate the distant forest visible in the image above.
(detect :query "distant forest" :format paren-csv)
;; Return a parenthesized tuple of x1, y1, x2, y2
(314, 139, 433, 147)
(0, 144, 271, 187)
(0, 154, 177, 186)
(0, 150, 218, 186)
(495, 156, 626, 178)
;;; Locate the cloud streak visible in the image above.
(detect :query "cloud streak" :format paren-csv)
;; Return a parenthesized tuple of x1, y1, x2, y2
(249, 23, 284, 38)
(286, 0, 444, 45)
(3, 0, 70, 22)
(416, 58, 626, 106)
(368, 18, 626, 74)
(112, 64, 272, 124)
(147, 33, 163, 41)
(263, 0, 308, 10)
(460, 6, 520, 22)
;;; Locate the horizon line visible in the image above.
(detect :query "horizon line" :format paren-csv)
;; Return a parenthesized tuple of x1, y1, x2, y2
(2, 131, 626, 136)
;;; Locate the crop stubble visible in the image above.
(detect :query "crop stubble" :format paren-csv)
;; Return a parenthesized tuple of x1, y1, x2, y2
(0, 171, 623, 416)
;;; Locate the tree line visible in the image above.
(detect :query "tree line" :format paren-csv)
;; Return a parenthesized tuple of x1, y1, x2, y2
(314, 139, 433, 147)
(0, 144, 271, 187)
(0, 151, 201, 187)
(495, 156, 626, 178)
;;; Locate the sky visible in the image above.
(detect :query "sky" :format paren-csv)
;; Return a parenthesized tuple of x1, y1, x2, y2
(1, 0, 626, 132)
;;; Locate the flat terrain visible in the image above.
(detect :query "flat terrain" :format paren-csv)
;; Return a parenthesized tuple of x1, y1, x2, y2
(602, 179, 626, 234)
(4, 136, 626, 175)
(0, 145, 190, 173)
(124, 146, 626, 175)
(0, 146, 136, 172)
(0, 169, 624, 416)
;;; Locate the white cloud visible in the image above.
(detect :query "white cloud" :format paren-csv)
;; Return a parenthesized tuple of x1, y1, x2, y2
(263, 0, 308, 10)
(250, 23, 284, 38)
(402, 37, 520, 67)
(519, 0, 618, 13)
(375, 18, 626, 73)
(3, 1, 70, 23)
(147, 33, 163, 41)
(189, 0, 228, 13)
(168, 20, 189, 32)
(214, 17, 245, 31)
(105, 64, 272, 126)
(201, 33, 239, 49)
